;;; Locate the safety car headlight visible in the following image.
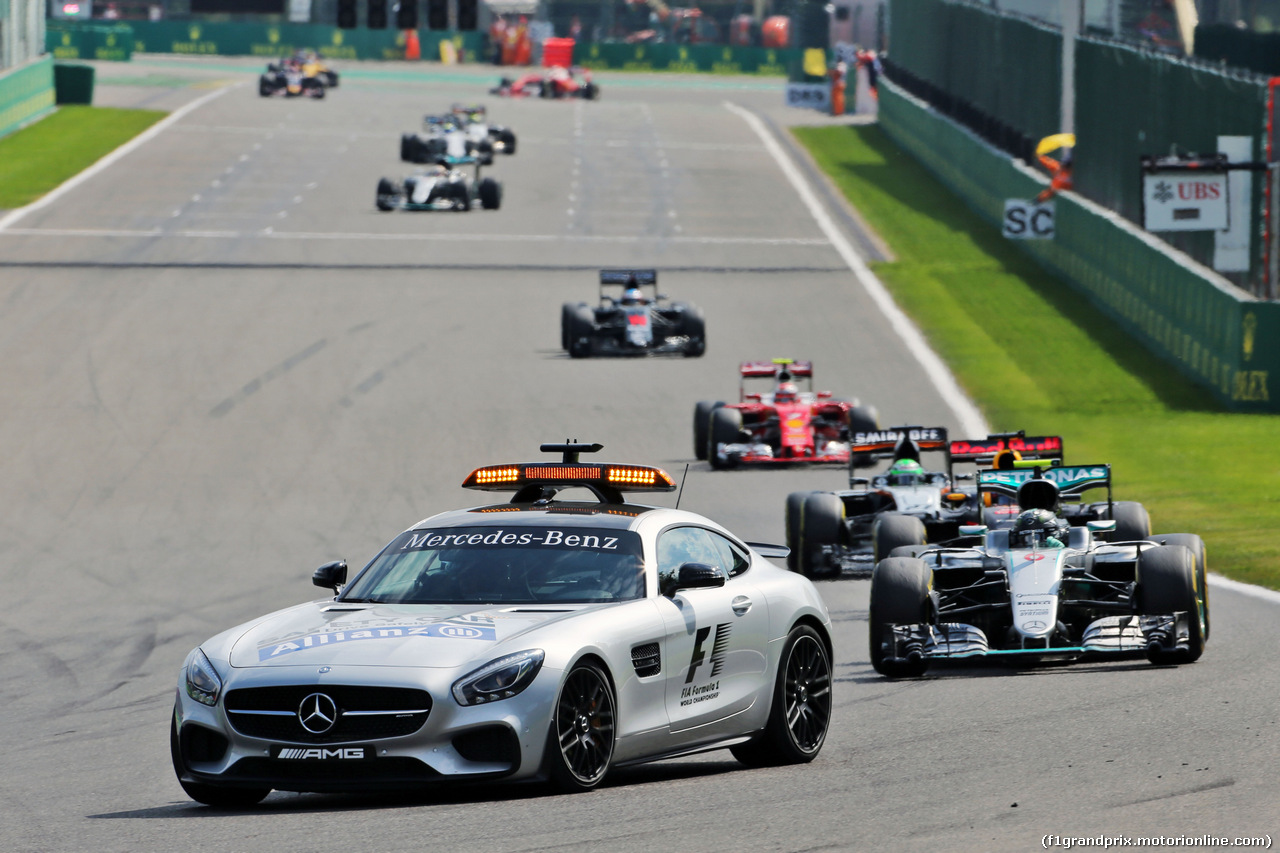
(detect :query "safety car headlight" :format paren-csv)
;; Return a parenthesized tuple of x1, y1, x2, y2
(185, 649, 223, 707)
(452, 649, 544, 706)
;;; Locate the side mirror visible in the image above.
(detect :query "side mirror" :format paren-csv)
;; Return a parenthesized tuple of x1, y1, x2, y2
(313, 560, 348, 591)
(959, 524, 988, 537)
(1086, 520, 1117, 534)
(667, 562, 727, 596)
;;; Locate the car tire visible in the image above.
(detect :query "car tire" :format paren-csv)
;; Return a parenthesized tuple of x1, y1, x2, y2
(581, 82, 599, 100)
(478, 177, 502, 210)
(869, 557, 930, 678)
(872, 514, 927, 564)
(1149, 533, 1210, 644)
(171, 716, 269, 808)
(730, 624, 831, 767)
(400, 133, 414, 162)
(1110, 501, 1151, 541)
(784, 490, 811, 571)
(375, 178, 398, 211)
(453, 182, 472, 211)
(846, 404, 880, 466)
(499, 129, 517, 154)
(561, 302, 582, 352)
(678, 305, 706, 357)
(693, 400, 723, 461)
(547, 660, 616, 792)
(567, 305, 594, 358)
(708, 407, 743, 470)
(324, 71, 339, 88)
(1137, 544, 1204, 664)
(258, 76, 272, 97)
(799, 492, 844, 578)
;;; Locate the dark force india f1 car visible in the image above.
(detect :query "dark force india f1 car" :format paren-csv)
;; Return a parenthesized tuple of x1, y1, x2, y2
(561, 270, 706, 358)
(694, 360, 879, 470)
(869, 466, 1208, 678)
(786, 430, 1153, 578)
(375, 164, 502, 212)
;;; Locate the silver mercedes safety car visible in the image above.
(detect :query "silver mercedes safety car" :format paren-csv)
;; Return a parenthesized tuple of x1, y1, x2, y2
(171, 443, 834, 806)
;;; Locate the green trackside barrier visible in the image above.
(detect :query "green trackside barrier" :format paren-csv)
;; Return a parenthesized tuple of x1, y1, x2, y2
(1196, 24, 1280, 77)
(53, 63, 95, 104)
(0, 56, 56, 139)
(572, 42, 798, 76)
(47, 24, 134, 61)
(879, 78, 1280, 412)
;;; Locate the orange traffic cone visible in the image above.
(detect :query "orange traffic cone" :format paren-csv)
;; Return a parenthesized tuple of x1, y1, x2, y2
(405, 29, 421, 61)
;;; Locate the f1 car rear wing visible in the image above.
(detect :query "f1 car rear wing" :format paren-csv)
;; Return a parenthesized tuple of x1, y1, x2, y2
(849, 426, 948, 472)
(739, 358, 812, 379)
(451, 103, 487, 118)
(977, 464, 1111, 512)
(949, 431, 1064, 471)
(599, 269, 660, 303)
(462, 441, 676, 505)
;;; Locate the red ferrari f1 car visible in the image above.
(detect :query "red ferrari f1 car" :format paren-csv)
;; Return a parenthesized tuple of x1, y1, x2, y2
(694, 359, 880, 469)
(490, 66, 598, 100)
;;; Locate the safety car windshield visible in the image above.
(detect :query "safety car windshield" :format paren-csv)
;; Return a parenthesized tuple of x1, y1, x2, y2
(341, 526, 646, 605)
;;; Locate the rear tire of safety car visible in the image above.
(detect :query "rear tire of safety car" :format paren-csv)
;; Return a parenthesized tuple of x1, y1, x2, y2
(693, 400, 723, 461)
(548, 660, 616, 792)
(1150, 534, 1209, 643)
(799, 492, 844, 578)
(171, 716, 269, 808)
(567, 305, 594, 358)
(375, 178, 398, 212)
(679, 307, 706, 357)
(847, 404, 880, 467)
(478, 177, 502, 210)
(1110, 501, 1151, 542)
(784, 490, 812, 571)
(869, 557, 931, 678)
(708, 407, 743, 470)
(1137, 545, 1204, 665)
(872, 514, 927, 564)
(730, 624, 831, 767)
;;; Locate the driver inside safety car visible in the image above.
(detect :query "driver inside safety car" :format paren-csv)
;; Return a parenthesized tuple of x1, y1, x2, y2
(1010, 508, 1070, 549)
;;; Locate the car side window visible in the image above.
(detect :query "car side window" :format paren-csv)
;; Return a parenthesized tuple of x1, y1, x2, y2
(657, 527, 724, 591)
(706, 531, 751, 578)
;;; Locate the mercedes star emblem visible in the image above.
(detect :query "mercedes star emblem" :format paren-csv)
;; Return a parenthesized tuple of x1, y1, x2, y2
(298, 692, 338, 734)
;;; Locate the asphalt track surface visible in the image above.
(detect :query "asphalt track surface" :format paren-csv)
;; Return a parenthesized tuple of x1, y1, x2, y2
(0, 58, 1276, 853)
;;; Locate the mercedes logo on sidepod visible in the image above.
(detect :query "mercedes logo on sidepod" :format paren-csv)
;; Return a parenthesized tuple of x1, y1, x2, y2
(298, 693, 338, 734)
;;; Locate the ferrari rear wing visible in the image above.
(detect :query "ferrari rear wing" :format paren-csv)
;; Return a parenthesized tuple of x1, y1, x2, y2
(739, 358, 812, 379)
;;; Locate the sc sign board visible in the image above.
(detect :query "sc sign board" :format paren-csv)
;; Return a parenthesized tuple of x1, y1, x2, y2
(785, 83, 830, 112)
(1142, 172, 1229, 231)
(1003, 200, 1055, 240)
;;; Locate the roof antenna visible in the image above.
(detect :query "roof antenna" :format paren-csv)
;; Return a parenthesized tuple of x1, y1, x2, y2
(675, 463, 690, 509)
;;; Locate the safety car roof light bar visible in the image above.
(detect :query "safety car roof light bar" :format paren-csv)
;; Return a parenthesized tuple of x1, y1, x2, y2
(462, 442, 676, 505)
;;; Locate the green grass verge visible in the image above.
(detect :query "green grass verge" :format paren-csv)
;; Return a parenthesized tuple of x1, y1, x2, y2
(794, 123, 1280, 590)
(0, 106, 165, 209)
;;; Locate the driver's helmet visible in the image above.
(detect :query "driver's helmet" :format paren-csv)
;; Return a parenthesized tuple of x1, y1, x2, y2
(1010, 508, 1069, 549)
(774, 382, 799, 403)
(622, 287, 645, 305)
(886, 458, 925, 486)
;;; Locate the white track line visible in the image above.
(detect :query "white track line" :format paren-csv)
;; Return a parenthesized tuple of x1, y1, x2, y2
(724, 101, 989, 439)
(1208, 572, 1280, 603)
(0, 84, 237, 233)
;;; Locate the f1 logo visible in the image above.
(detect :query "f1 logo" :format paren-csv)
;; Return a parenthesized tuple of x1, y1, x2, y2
(685, 623, 731, 683)
(685, 627, 712, 683)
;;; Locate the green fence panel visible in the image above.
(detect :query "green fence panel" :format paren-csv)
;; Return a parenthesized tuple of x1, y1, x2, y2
(1073, 37, 1269, 279)
(572, 41, 797, 76)
(879, 79, 1280, 412)
(0, 56, 55, 139)
(1195, 24, 1280, 77)
(47, 24, 134, 61)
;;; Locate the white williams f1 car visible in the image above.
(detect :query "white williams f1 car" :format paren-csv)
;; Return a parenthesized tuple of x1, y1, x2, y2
(172, 442, 833, 805)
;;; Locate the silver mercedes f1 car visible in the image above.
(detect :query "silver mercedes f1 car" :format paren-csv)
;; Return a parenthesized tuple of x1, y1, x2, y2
(869, 465, 1208, 678)
(171, 443, 833, 805)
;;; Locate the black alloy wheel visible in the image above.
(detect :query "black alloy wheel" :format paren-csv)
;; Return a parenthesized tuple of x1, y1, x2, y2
(550, 661, 616, 791)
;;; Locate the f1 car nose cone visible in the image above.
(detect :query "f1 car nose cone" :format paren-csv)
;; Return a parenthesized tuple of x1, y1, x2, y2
(298, 692, 338, 733)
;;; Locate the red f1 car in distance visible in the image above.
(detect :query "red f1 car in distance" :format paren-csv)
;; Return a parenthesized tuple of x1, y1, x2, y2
(490, 66, 599, 99)
(694, 359, 880, 469)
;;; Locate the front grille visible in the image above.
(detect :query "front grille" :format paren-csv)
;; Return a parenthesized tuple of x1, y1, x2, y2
(225, 685, 431, 744)
(226, 756, 439, 787)
(631, 642, 661, 677)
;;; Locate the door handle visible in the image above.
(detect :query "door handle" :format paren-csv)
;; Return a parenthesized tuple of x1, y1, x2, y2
(731, 595, 752, 616)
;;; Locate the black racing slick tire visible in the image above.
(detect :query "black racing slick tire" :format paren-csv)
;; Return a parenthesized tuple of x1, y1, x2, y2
(708, 407, 743, 470)
(375, 178, 398, 212)
(561, 302, 581, 352)
(1137, 545, 1204, 665)
(499, 129, 517, 154)
(799, 492, 844, 578)
(258, 76, 272, 97)
(872, 514, 927, 564)
(1149, 534, 1210, 644)
(869, 557, 931, 678)
(547, 660, 616, 792)
(581, 82, 599, 100)
(323, 71, 339, 88)
(731, 624, 831, 767)
(693, 400, 723, 461)
(478, 177, 502, 210)
(567, 305, 594, 359)
(1111, 501, 1151, 542)
(847, 404, 880, 467)
(400, 133, 414, 162)
(678, 305, 706, 357)
(784, 491, 812, 571)
(171, 715, 269, 808)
